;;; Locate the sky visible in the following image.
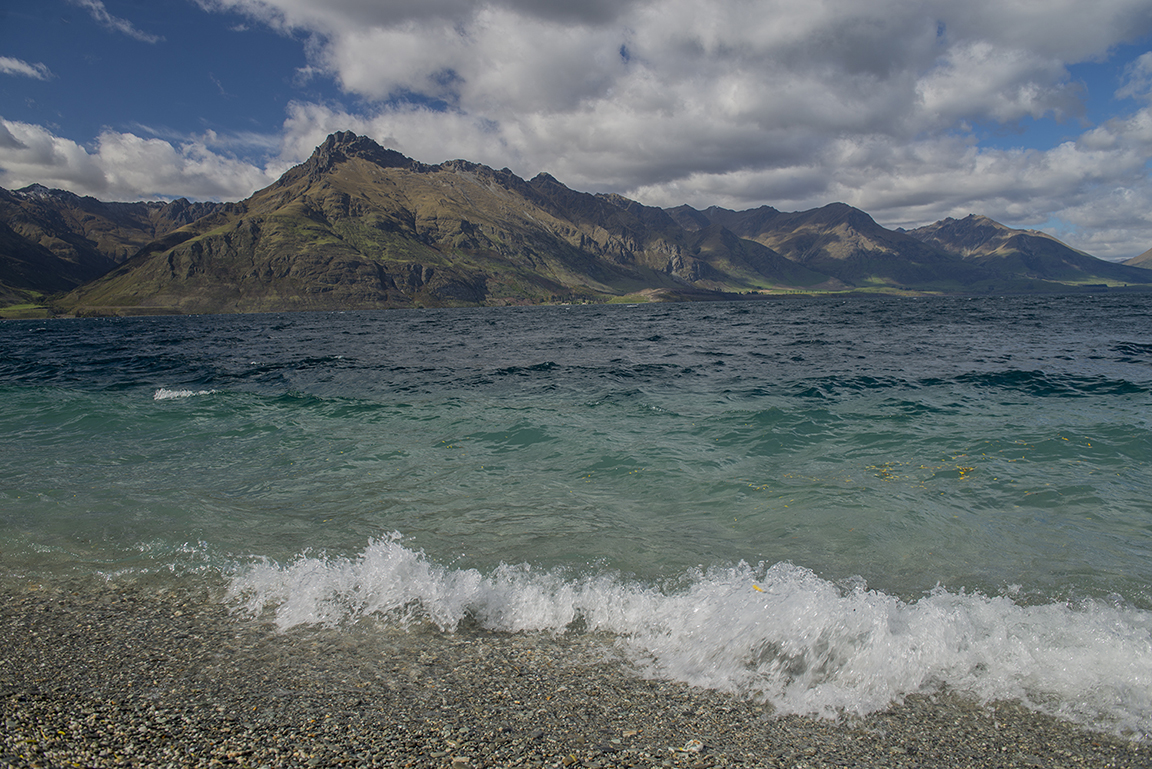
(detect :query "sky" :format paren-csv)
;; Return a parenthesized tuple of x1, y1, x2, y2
(2, 1, 1152, 261)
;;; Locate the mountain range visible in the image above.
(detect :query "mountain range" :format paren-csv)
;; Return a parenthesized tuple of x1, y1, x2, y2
(2, 131, 1150, 317)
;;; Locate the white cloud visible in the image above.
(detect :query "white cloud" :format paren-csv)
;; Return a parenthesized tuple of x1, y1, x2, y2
(262, 0, 1151, 258)
(0, 120, 279, 201)
(915, 42, 1083, 126)
(1117, 52, 1152, 102)
(0, 57, 53, 80)
(69, 0, 164, 44)
(8, 0, 1152, 258)
(232, 0, 1151, 165)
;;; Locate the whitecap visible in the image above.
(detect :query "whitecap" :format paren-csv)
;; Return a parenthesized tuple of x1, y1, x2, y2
(153, 387, 216, 400)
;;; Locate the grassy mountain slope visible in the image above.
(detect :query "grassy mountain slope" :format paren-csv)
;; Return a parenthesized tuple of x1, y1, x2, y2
(1123, 247, 1152, 269)
(588, 193, 835, 290)
(909, 215, 1152, 286)
(56, 133, 830, 315)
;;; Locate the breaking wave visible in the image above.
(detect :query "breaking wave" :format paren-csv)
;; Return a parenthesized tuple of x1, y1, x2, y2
(153, 387, 216, 400)
(227, 534, 1152, 738)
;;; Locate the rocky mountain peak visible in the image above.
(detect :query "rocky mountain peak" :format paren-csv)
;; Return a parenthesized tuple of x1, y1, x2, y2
(909, 214, 1013, 254)
(529, 172, 561, 187)
(816, 202, 879, 229)
(15, 183, 78, 202)
(299, 132, 414, 180)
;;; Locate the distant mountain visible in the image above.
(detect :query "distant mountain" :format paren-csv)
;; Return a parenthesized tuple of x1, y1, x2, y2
(908, 215, 1152, 285)
(0, 185, 226, 305)
(670, 203, 992, 289)
(2, 132, 1150, 316)
(1125, 247, 1152, 269)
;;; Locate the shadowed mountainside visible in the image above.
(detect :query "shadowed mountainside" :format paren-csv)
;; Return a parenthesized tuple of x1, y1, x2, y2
(50, 133, 835, 315)
(908, 215, 1152, 285)
(2, 132, 1150, 316)
(669, 204, 992, 290)
(0, 185, 228, 306)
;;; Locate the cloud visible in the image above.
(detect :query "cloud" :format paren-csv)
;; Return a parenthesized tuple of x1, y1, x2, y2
(195, 0, 641, 32)
(0, 122, 28, 150)
(68, 0, 165, 44)
(0, 57, 53, 80)
(212, 1, 1152, 162)
(0, 120, 279, 201)
(247, 0, 1152, 259)
(8, 0, 1152, 259)
(1117, 52, 1152, 102)
(915, 42, 1083, 126)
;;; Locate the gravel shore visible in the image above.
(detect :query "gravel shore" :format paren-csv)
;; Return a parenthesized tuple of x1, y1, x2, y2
(1, 576, 1145, 769)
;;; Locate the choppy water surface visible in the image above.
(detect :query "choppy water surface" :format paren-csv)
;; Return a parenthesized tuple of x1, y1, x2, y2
(2, 294, 1151, 735)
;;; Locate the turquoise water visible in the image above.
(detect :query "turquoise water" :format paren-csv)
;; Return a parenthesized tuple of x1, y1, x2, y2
(2, 294, 1151, 733)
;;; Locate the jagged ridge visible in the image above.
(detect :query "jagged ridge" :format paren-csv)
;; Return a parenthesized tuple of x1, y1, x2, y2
(2, 132, 1150, 316)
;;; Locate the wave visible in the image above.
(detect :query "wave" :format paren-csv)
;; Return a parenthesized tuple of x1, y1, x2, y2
(781, 371, 1150, 400)
(953, 370, 1148, 397)
(226, 534, 1152, 738)
(153, 387, 217, 400)
(1112, 341, 1152, 360)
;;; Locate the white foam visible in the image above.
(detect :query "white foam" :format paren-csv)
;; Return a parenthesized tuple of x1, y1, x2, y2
(225, 534, 1152, 738)
(153, 387, 216, 400)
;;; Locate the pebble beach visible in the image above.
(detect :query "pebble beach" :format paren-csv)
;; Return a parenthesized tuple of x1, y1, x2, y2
(1, 577, 1145, 769)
